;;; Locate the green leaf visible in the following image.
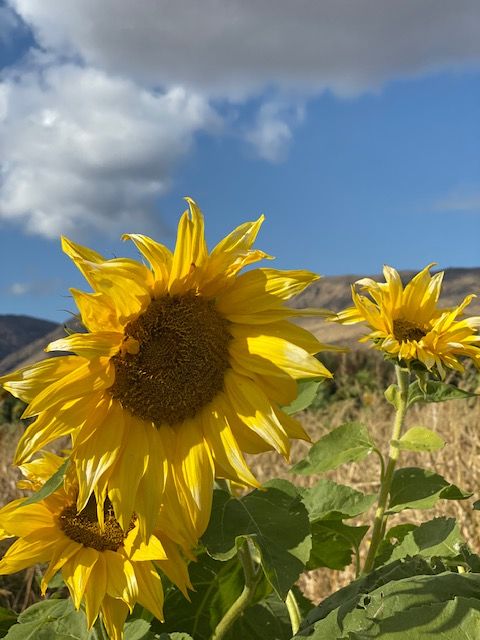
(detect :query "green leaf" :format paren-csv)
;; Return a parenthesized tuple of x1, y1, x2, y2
(158, 634, 194, 640)
(226, 594, 293, 640)
(4, 598, 94, 640)
(202, 484, 311, 598)
(384, 384, 400, 409)
(154, 553, 268, 640)
(291, 422, 375, 475)
(308, 520, 369, 571)
(282, 379, 323, 415)
(375, 518, 465, 567)
(0, 607, 17, 637)
(388, 467, 472, 513)
(295, 570, 480, 638)
(300, 479, 376, 522)
(299, 556, 446, 631)
(407, 380, 476, 408)
(21, 458, 70, 506)
(347, 597, 480, 638)
(397, 427, 445, 452)
(124, 619, 155, 639)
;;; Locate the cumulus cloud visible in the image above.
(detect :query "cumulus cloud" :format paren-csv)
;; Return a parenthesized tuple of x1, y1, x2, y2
(246, 102, 304, 163)
(8, 0, 480, 97)
(0, 64, 218, 238)
(2, 1, 480, 238)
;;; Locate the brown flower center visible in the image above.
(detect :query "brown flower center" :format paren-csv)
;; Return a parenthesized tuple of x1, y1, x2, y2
(108, 293, 232, 426)
(393, 318, 427, 343)
(59, 497, 133, 552)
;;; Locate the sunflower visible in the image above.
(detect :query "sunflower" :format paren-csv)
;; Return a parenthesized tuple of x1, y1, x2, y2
(0, 453, 191, 640)
(336, 264, 480, 376)
(0, 199, 332, 539)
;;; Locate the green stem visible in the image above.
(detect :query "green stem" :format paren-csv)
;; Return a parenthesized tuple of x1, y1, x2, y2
(212, 540, 262, 640)
(363, 366, 410, 573)
(286, 589, 302, 635)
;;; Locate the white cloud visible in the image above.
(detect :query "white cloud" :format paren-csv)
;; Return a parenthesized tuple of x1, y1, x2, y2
(8, 282, 30, 295)
(0, 64, 218, 238)
(8, 0, 480, 97)
(246, 102, 303, 163)
(432, 190, 480, 214)
(2, 1, 480, 238)
(6, 277, 61, 296)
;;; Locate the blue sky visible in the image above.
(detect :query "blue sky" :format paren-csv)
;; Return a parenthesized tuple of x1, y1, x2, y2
(1, 1, 479, 322)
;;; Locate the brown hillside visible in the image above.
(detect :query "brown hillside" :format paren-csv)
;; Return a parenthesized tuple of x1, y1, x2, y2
(0, 315, 57, 362)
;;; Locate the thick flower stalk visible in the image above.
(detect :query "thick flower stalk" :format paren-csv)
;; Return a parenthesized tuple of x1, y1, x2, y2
(0, 199, 332, 540)
(336, 264, 480, 376)
(0, 453, 192, 640)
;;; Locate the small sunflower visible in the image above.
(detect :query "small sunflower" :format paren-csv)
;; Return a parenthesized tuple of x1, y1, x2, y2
(336, 264, 480, 376)
(1, 199, 332, 538)
(0, 453, 191, 640)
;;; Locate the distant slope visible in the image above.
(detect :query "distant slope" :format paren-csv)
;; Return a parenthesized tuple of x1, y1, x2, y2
(0, 318, 83, 374)
(0, 315, 57, 362)
(0, 267, 479, 373)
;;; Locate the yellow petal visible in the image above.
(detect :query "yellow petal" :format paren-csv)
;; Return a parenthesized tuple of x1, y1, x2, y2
(101, 595, 129, 640)
(0, 535, 58, 574)
(83, 552, 107, 628)
(0, 355, 83, 403)
(174, 419, 214, 537)
(202, 402, 260, 488)
(46, 332, 123, 359)
(216, 268, 319, 316)
(41, 538, 80, 594)
(133, 561, 165, 622)
(22, 358, 114, 418)
(103, 551, 138, 607)
(123, 233, 173, 297)
(63, 546, 98, 609)
(224, 372, 290, 457)
(71, 289, 122, 333)
(108, 413, 150, 531)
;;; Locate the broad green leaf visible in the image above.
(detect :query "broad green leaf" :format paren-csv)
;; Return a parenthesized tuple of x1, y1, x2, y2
(282, 379, 323, 415)
(22, 458, 70, 506)
(291, 422, 375, 475)
(295, 570, 480, 638)
(308, 520, 369, 571)
(407, 380, 476, 408)
(227, 594, 293, 640)
(124, 619, 155, 639)
(4, 598, 94, 640)
(154, 553, 269, 640)
(202, 484, 311, 598)
(0, 607, 17, 636)
(388, 467, 472, 513)
(397, 426, 445, 452)
(374, 518, 464, 568)
(158, 634, 194, 640)
(347, 597, 480, 639)
(299, 556, 446, 631)
(300, 479, 376, 522)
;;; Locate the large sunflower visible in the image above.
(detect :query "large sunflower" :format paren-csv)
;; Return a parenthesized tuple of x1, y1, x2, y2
(0, 452, 191, 640)
(1, 199, 332, 539)
(336, 264, 480, 376)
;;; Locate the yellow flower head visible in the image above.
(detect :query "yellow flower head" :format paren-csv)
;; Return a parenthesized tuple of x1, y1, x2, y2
(0, 453, 191, 640)
(0, 199, 332, 539)
(336, 264, 480, 377)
